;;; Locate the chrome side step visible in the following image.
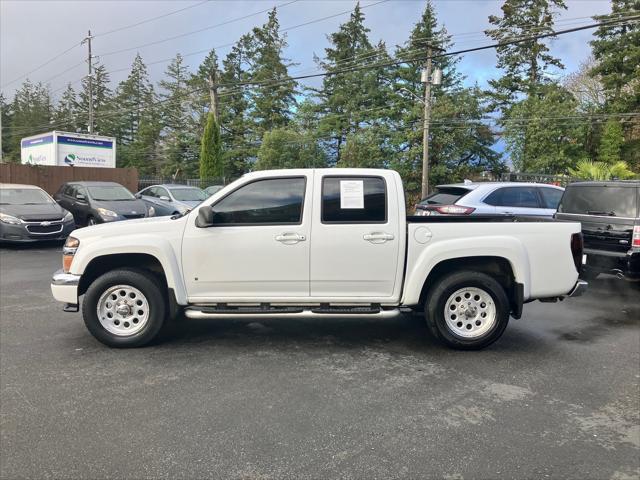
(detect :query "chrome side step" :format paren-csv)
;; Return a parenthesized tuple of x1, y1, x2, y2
(184, 306, 401, 320)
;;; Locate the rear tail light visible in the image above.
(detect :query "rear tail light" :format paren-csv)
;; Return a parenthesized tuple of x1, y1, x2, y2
(420, 205, 476, 215)
(570, 233, 583, 273)
(633, 226, 640, 248)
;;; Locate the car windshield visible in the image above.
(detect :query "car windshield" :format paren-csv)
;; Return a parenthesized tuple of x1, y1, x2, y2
(419, 187, 472, 205)
(0, 188, 54, 205)
(87, 186, 135, 201)
(558, 185, 639, 218)
(170, 188, 207, 202)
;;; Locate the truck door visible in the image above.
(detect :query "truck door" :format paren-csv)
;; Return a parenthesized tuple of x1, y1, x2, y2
(310, 174, 401, 300)
(181, 174, 312, 301)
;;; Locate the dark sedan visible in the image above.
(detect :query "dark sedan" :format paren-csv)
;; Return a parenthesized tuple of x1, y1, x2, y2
(54, 181, 155, 226)
(0, 183, 76, 243)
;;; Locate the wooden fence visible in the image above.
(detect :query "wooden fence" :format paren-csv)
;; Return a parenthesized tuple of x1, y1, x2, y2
(0, 164, 139, 195)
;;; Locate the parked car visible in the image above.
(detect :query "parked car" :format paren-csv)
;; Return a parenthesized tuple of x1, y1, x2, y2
(555, 180, 639, 281)
(0, 183, 75, 243)
(204, 185, 224, 197)
(51, 168, 585, 350)
(415, 182, 565, 217)
(136, 184, 208, 216)
(54, 181, 154, 226)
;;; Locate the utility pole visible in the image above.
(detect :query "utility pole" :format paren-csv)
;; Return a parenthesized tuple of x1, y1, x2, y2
(420, 46, 443, 199)
(81, 30, 94, 134)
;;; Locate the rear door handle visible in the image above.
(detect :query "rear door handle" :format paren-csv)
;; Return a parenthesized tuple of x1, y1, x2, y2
(363, 232, 394, 243)
(275, 233, 306, 244)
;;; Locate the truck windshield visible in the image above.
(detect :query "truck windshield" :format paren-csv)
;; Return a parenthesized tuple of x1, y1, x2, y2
(88, 186, 135, 201)
(558, 185, 638, 218)
(0, 188, 54, 205)
(169, 188, 207, 202)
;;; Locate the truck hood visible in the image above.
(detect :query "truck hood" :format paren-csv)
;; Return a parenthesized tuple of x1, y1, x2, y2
(71, 214, 187, 241)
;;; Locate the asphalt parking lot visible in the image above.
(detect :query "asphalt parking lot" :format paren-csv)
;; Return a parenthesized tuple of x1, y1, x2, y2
(1, 243, 639, 479)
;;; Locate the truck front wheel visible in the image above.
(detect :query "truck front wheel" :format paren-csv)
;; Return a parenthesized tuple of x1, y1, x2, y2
(82, 268, 167, 348)
(425, 271, 510, 350)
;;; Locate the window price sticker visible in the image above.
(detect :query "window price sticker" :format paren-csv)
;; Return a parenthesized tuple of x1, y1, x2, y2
(340, 180, 364, 209)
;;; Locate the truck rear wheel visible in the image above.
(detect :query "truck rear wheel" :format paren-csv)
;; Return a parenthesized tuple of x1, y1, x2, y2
(82, 268, 167, 348)
(425, 271, 510, 350)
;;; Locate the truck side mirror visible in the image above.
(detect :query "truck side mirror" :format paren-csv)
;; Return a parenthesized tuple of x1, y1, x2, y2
(196, 205, 214, 228)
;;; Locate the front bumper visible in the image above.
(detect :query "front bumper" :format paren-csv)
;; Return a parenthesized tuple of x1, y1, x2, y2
(568, 280, 588, 297)
(51, 269, 80, 305)
(0, 220, 75, 243)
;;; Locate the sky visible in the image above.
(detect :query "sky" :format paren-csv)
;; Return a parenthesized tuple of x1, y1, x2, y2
(1, 0, 612, 101)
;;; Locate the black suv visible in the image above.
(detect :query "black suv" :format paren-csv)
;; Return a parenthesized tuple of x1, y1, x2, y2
(555, 181, 639, 281)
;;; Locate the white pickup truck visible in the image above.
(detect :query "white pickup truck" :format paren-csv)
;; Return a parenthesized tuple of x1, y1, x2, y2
(51, 168, 587, 349)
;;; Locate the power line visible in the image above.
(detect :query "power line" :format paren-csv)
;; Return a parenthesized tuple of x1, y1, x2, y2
(99, 0, 301, 58)
(93, 0, 211, 38)
(1, 43, 81, 89)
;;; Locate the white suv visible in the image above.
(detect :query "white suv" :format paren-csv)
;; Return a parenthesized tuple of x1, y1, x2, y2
(415, 182, 565, 217)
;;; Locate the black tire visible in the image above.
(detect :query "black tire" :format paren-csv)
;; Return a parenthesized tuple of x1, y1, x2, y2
(425, 270, 510, 350)
(82, 268, 167, 348)
(579, 268, 599, 281)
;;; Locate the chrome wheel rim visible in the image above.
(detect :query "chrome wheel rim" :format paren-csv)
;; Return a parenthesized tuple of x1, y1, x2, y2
(444, 287, 496, 338)
(88, 218, 96, 225)
(97, 285, 150, 336)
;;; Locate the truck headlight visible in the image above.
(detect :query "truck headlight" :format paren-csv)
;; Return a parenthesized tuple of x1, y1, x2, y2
(0, 213, 22, 225)
(147, 206, 155, 217)
(97, 208, 118, 219)
(62, 236, 80, 272)
(63, 211, 74, 222)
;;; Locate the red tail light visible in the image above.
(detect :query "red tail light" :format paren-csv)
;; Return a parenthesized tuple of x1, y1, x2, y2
(633, 226, 640, 248)
(570, 233, 583, 273)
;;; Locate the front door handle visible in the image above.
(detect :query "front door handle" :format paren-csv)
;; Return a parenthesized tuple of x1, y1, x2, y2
(275, 233, 306, 244)
(363, 232, 394, 243)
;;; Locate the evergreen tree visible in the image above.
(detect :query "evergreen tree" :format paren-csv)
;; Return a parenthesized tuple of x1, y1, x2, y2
(6, 80, 52, 161)
(77, 63, 111, 133)
(590, 0, 639, 109)
(314, 3, 391, 163)
(53, 84, 79, 133)
(255, 128, 327, 170)
(1, 93, 13, 161)
(245, 9, 297, 136)
(159, 54, 198, 176)
(598, 119, 625, 163)
(110, 54, 159, 170)
(200, 112, 223, 179)
(504, 84, 586, 173)
(390, 2, 501, 191)
(486, 0, 567, 105)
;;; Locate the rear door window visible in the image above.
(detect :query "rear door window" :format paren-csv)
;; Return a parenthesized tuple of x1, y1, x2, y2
(321, 177, 386, 223)
(485, 187, 540, 208)
(558, 185, 639, 218)
(538, 187, 564, 209)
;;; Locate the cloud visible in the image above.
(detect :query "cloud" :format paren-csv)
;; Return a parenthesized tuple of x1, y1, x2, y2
(0, 0, 612, 99)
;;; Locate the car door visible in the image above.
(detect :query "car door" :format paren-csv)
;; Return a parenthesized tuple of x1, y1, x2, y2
(483, 186, 542, 216)
(309, 174, 401, 300)
(181, 174, 312, 301)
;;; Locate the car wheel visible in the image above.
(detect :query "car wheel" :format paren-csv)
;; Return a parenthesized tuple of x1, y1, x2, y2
(82, 268, 167, 348)
(425, 271, 510, 350)
(87, 216, 97, 226)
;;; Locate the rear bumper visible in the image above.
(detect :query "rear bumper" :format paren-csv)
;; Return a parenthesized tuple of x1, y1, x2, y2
(567, 280, 588, 297)
(584, 248, 640, 280)
(51, 269, 80, 305)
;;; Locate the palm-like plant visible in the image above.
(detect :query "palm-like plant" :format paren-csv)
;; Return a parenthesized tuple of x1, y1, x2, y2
(569, 160, 636, 180)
